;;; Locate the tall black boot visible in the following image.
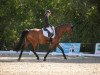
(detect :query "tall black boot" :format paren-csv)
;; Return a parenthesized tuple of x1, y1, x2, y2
(49, 37, 52, 44)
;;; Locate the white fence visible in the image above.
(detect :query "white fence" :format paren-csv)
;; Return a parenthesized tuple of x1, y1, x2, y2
(0, 50, 100, 57)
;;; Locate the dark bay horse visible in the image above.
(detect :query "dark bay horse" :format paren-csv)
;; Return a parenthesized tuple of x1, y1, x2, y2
(15, 23, 73, 61)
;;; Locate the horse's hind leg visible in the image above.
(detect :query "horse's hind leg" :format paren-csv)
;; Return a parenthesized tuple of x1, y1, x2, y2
(44, 50, 51, 61)
(18, 49, 23, 61)
(18, 39, 29, 61)
(30, 42, 39, 60)
(31, 50, 39, 60)
(57, 44, 67, 60)
(18, 45, 24, 61)
(44, 44, 55, 61)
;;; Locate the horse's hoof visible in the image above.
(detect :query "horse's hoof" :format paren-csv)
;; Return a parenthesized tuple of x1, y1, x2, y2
(65, 58, 67, 60)
(17, 59, 20, 61)
(43, 59, 46, 61)
(37, 57, 39, 60)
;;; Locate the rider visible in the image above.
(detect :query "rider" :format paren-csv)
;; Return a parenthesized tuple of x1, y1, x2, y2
(43, 10, 54, 44)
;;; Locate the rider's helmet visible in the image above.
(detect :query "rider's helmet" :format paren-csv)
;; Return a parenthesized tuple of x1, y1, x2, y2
(45, 10, 51, 15)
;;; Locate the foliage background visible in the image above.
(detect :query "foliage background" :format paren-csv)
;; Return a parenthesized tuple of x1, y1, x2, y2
(0, 0, 100, 52)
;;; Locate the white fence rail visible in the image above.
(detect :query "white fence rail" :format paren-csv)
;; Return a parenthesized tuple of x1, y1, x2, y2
(0, 50, 100, 57)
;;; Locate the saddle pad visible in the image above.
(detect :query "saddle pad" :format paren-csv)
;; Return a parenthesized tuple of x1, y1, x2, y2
(42, 26, 55, 38)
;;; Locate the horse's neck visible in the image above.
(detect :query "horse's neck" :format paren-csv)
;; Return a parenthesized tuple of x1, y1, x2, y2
(56, 26, 66, 38)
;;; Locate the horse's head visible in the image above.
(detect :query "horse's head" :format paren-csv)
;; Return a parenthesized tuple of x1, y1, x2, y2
(65, 23, 73, 36)
(55, 23, 73, 37)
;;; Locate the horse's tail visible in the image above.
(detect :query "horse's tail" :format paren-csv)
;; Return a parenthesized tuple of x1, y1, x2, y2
(14, 29, 29, 51)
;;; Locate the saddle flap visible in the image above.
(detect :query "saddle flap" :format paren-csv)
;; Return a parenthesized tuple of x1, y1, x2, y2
(42, 26, 55, 38)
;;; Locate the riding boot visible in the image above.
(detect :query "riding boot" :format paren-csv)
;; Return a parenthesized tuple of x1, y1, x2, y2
(49, 37, 52, 44)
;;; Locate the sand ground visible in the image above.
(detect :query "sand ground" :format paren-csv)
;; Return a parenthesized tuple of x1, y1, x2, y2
(0, 54, 100, 75)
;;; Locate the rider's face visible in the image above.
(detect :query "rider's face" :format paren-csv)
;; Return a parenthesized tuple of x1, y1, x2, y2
(47, 12, 51, 16)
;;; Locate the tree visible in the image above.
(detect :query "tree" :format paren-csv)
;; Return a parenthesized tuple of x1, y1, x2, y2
(0, 0, 99, 52)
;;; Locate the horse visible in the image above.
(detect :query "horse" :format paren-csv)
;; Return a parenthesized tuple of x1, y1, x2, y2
(15, 23, 73, 61)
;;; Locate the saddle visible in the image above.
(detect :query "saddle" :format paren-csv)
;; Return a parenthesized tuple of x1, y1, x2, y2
(42, 26, 55, 38)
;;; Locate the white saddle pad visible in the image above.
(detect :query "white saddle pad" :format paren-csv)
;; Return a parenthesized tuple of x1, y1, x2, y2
(42, 26, 55, 38)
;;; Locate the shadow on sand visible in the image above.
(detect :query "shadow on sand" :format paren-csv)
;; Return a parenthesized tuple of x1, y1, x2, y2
(0, 55, 100, 63)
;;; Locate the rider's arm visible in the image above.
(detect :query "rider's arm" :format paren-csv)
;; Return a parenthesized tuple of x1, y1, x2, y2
(44, 15, 50, 27)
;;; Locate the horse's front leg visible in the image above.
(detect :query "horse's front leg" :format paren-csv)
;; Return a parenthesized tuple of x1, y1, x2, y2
(57, 44, 67, 60)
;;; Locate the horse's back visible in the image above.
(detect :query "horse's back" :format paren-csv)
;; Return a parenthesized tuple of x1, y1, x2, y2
(26, 28, 40, 41)
(26, 28, 46, 44)
(29, 28, 41, 31)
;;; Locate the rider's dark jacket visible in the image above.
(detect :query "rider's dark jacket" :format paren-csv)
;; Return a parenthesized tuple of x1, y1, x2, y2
(44, 15, 51, 28)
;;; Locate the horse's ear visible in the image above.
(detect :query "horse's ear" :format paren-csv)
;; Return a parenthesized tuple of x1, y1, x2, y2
(70, 23, 73, 28)
(71, 25, 74, 28)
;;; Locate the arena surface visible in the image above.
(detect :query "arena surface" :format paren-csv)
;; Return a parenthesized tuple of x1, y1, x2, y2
(0, 54, 100, 75)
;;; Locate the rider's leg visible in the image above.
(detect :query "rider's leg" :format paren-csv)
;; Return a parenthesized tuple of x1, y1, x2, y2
(43, 28, 53, 44)
(49, 37, 52, 44)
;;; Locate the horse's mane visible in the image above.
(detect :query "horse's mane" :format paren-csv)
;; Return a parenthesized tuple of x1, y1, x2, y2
(55, 23, 73, 35)
(55, 24, 66, 35)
